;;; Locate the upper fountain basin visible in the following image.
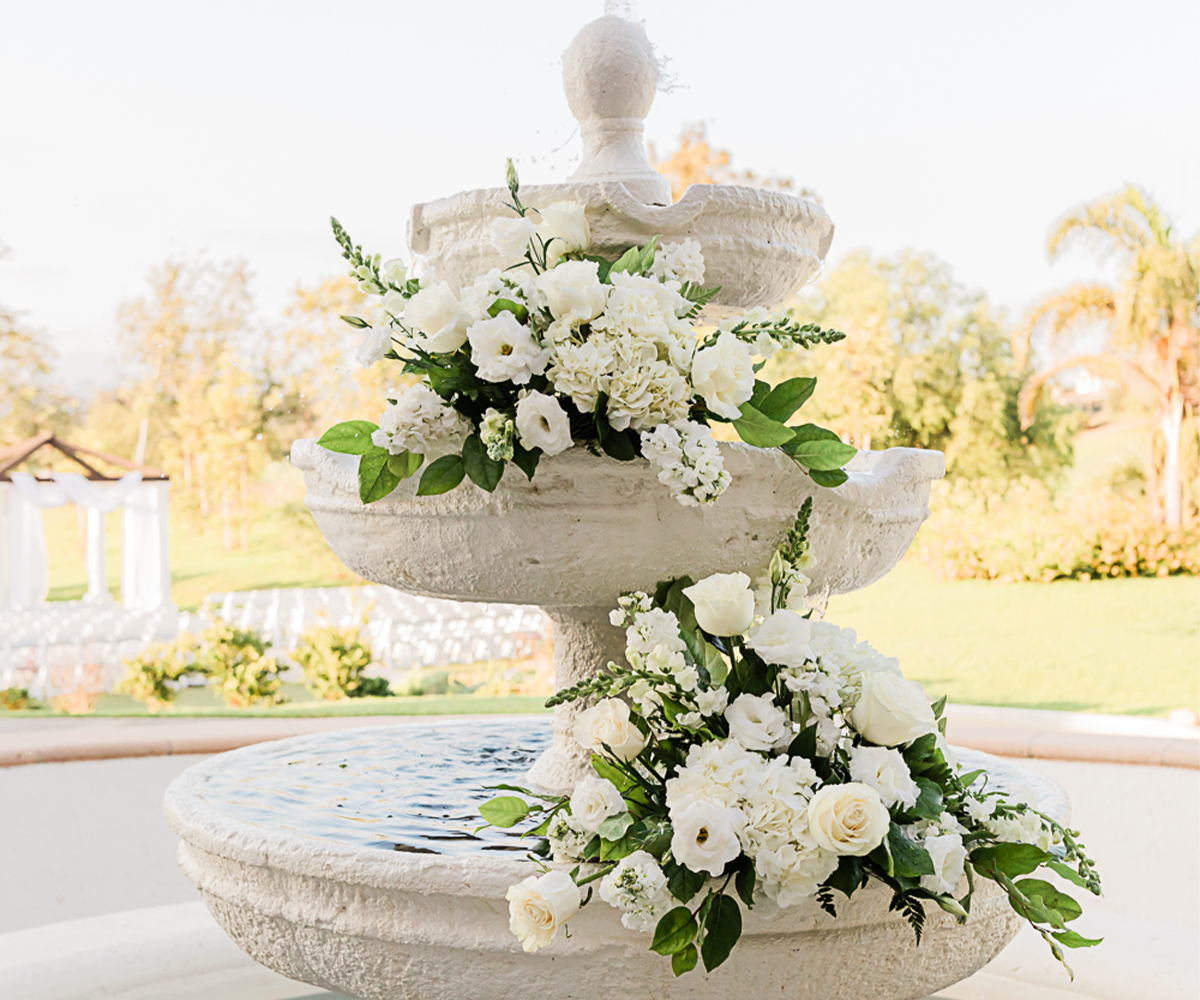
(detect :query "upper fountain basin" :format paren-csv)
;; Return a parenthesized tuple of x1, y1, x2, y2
(409, 181, 834, 313)
(291, 439, 944, 608)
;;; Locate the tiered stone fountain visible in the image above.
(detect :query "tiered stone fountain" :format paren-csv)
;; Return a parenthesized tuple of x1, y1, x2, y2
(166, 14, 1068, 1000)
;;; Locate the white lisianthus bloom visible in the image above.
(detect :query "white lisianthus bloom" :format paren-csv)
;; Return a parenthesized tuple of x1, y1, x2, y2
(467, 312, 551, 385)
(806, 782, 890, 857)
(515, 391, 573, 457)
(403, 281, 472, 353)
(920, 833, 967, 896)
(851, 672, 937, 747)
(371, 385, 471, 460)
(546, 812, 592, 863)
(569, 774, 625, 834)
(724, 692, 790, 752)
(599, 851, 677, 932)
(535, 201, 589, 265)
(355, 326, 393, 367)
(573, 698, 646, 761)
(505, 870, 581, 953)
(669, 799, 743, 876)
(691, 332, 755, 419)
(848, 745, 920, 810)
(536, 260, 607, 323)
(747, 610, 814, 668)
(683, 572, 755, 637)
(381, 257, 408, 285)
(490, 215, 537, 260)
(695, 686, 729, 717)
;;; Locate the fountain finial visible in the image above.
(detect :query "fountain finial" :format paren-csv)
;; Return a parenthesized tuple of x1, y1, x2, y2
(563, 15, 673, 206)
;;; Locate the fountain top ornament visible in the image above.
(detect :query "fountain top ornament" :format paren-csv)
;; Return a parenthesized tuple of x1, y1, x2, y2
(408, 14, 834, 311)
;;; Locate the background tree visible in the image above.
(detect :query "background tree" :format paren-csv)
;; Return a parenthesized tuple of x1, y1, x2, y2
(1016, 186, 1199, 526)
(649, 124, 814, 204)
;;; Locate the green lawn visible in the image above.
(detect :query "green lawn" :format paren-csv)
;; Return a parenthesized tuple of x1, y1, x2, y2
(828, 562, 1198, 717)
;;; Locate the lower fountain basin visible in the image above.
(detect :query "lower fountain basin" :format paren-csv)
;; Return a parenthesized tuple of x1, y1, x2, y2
(165, 718, 1069, 1000)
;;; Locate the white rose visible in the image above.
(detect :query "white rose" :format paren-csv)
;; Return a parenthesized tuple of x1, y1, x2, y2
(746, 610, 813, 668)
(535, 200, 589, 265)
(403, 281, 472, 353)
(381, 257, 408, 285)
(573, 698, 646, 762)
(724, 692, 789, 752)
(490, 215, 537, 260)
(515, 390, 573, 457)
(536, 260, 607, 323)
(569, 774, 625, 834)
(851, 672, 937, 747)
(505, 870, 581, 953)
(848, 745, 919, 810)
(669, 799, 743, 876)
(683, 572, 755, 637)
(920, 833, 967, 896)
(691, 332, 755, 419)
(467, 312, 550, 385)
(806, 782, 890, 857)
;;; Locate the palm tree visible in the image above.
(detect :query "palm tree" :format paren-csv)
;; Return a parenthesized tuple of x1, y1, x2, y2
(1016, 186, 1199, 527)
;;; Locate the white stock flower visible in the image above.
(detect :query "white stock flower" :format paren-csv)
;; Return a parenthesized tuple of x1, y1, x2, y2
(535, 201, 589, 265)
(627, 678, 663, 716)
(724, 692, 790, 752)
(490, 215, 537, 259)
(599, 851, 676, 932)
(691, 332, 755, 419)
(806, 782, 890, 857)
(402, 281, 472, 353)
(505, 870, 581, 953)
(848, 745, 920, 810)
(640, 420, 731, 507)
(669, 799, 743, 876)
(355, 326, 393, 367)
(695, 686, 729, 717)
(747, 610, 814, 668)
(569, 774, 625, 834)
(467, 312, 550, 385)
(625, 607, 686, 658)
(964, 795, 997, 824)
(850, 672, 937, 747)
(920, 833, 967, 896)
(479, 408, 515, 462)
(371, 385, 470, 459)
(573, 698, 646, 761)
(381, 257, 407, 285)
(536, 260, 607, 323)
(683, 572, 755, 637)
(546, 812, 592, 863)
(515, 391, 573, 456)
(754, 331, 781, 359)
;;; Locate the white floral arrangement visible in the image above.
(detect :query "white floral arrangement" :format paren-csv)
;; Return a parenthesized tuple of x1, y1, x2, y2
(480, 500, 1102, 977)
(317, 163, 854, 505)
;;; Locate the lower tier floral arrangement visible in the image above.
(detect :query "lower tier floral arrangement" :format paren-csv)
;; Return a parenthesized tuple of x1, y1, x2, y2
(479, 501, 1102, 978)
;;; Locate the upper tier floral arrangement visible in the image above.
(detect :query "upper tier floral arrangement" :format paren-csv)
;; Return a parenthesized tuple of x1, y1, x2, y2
(317, 163, 856, 506)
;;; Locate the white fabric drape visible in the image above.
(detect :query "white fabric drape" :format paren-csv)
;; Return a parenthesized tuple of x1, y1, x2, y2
(50, 472, 143, 605)
(122, 481, 173, 612)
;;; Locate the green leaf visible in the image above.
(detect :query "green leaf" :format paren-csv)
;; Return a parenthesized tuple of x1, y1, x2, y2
(590, 753, 636, 792)
(1046, 860, 1091, 889)
(319, 420, 381, 455)
(416, 454, 466, 496)
(930, 694, 948, 719)
(971, 842, 1052, 878)
(1017, 879, 1083, 922)
(598, 812, 635, 841)
(703, 643, 729, 685)
(758, 377, 816, 423)
(826, 855, 866, 898)
(783, 424, 858, 471)
(608, 245, 643, 277)
(888, 826, 935, 878)
(734, 861, 757, 908)
(357, 451, 402, 504)
(664, 858, 708, 903)
(1050, 929, 1103, 949)
(627, 818, 673, 858)
(511, 442, 540, 480)
(808, 468, 849, 488)
(700, 894, 742, 972)
(478, 796, 530, 828)
(651, 906, 698, 955)
(671, 943, 698, 976)
(600, 427, 637, 461)
(638, 235, 660, 273)
(600, 831, 638, 862)
(487, 297, 529, 324)
(339, 314, 371, 329)
(911, 778, 943, 820)
(461, 434, 505, 492)
(731, 403, 797, 448)
(386, 451, 423, 480)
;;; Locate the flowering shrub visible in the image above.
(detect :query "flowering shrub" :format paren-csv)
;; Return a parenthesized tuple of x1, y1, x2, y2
(117, 635, 205, 711)
(914, 478, 1199, 582)
(317, 164, 856, 508)
(292, 625, 390, 700)
(479, 502, 1101, 977)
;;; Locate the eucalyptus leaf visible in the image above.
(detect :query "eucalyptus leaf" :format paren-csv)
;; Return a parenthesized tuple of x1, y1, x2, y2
(487, 297, 529, 324)
(808, 468, 849, 488)
(1017, 879, 1083, 922)
(511, 442, 540, 480)
(1050, 929, 1103, 949)
(664, 858, 707, 903)
(319, 420, 381, 456)
(357, 451, 401, 504)
(608, 245, 643, 277)
(416, 454, 466, 496)
(970, 842, 1052, 878)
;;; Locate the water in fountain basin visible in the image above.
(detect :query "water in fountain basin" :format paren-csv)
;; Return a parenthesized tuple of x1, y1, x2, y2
(194, 718, 552, 856)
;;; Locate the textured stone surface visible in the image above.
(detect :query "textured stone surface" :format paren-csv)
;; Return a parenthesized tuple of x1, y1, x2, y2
(165, 736, 1068, 1000)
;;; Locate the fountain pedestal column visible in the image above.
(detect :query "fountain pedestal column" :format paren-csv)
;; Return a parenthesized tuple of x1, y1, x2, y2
(526, 605, 628, 793)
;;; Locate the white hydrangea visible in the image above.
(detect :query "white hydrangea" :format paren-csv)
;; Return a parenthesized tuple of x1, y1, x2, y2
(650, 238, 705, 286)
(640, 420, 731, 507)
(754, 834, 840, 907)
(547, 339, 614, 413)
(665, 738, 764, 811)
(738, 755, 813, 854)
(604, 349, 691, 431)
(598, 851, 677, 932)
(371, 385, 471, 459)
(546, 811, 592, 863)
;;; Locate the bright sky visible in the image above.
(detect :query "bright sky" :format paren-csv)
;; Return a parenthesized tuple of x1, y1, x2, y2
(1, 0, 1196, 394)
